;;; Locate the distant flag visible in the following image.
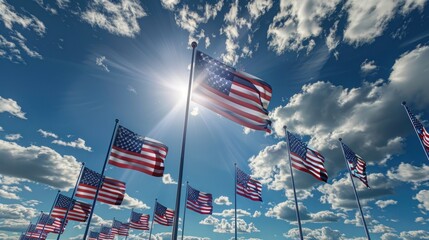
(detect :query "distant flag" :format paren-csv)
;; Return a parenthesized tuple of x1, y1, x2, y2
(129, 210, 150, 230)
(111, 219, 122, 235)
(119, 222, 130, 236)
(36, 213, 67, 234)
(19, 233, 34, 240)
(403, 103, 429, 158)
(236, 168, 262, 201)
(25, 224, 48, 239)
(51, 194, 92, 222)
(88, 231, 99, 240)
(186, 185, 213, 214)
(154, 202, 175, 226)
(287, 131, 329, 182)
(341, 142, 370, 188)
(75, 167, 126, 205)
(193, 50, 273, 133)
(99, 226, 114, 240)
(109, 125, 169, 177)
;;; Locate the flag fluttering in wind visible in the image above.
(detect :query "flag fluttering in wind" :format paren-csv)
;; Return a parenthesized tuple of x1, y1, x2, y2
(109, 125, 169, 177)
(341, 142, 369, 188)
(88, 231, 99, 240)
(186, 185, 213, 214)
(130, 210, 150, 230)
(154, 202, 174, 226)
(236, 167, 262, 201)
(403, 103, 429, 156)
(119, 222, 130, 236)
(287, 131, 329, 182)
(25, 224, 48, 239)
(99, 226, 114, 240)
(193, 50, 272, 133)
(75, 167, 126, 205)
(111, 219, 122, 235)
(36, 213, 67, 234)
(51, 194, 92, 222)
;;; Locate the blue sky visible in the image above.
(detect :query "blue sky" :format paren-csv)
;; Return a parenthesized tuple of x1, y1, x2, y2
(1, 0, 429, 239)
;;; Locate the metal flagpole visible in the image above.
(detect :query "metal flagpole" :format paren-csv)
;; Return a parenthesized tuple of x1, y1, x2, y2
(57, 162, 85, 240)
(83, 119, 120, 239)
(125, 208, 133, 240)
(36, 211, 44, 240)
(234, 163, 237, 240)
(283, 126, 303, 240)
(172, 41, 198, 240)
(402, 101, 429, 161)
(149, 199, 157, 240)
(339, 138, 371, 240)
(38, 190, 61, 239)
(181, 182, 189, 240)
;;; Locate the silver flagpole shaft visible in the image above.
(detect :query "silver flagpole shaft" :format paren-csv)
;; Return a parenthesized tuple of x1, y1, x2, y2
(402, 102, 429, 161)
(284, 126, 303, 240)
(57, 162, 85, 240)
(172, 41, 198, 240)
(339, 138, 371, 240)
(181, 182, 189, 240)
(234, 163, 237, 240)
(83, 119, 120, 239)
(39, 190, 61, 239)
(149, 199, 157, 240)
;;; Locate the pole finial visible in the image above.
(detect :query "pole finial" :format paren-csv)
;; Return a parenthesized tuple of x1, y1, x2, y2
(283, 125, 287, 130)
(191, 42, 197, 48)
(115, 119, 119, 123)
(339, 138, 342, 141)
(401, 101, 406, 106)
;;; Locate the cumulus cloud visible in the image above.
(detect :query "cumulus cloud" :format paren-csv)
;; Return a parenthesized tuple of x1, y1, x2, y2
(213, 209, 251, 218)
(414, 190, 429, 212)
(96, 56, 110, 72)
(0, 126, 3, 131)
(267, 0, 340, 54)
(252, 210, 261, 218)
(81, 0, 147, 37)
(52, 138, 92, 152)
(0, 203, 38, 232)
(361, 59, 378, 74)
(0, 96, 26, 119)
(109, 193, 150, 210)
(387, 162, 429, 185)
(381, 230, 429, 240)
(285, 227, 345, 240)
(5, 133, 22, 141)
(246, 0, 273, 21)
(160, 0, 180, 10)
(0, 189, 20, 200)
(162, 173, 177, 184)
(375, 199, 398, 209)
(199, 215, 220, 225)
(213, 218, 259, 233)
(0, 139, 81, 191)
(214, 196, 232, 205)
(37, 129, 58, 138)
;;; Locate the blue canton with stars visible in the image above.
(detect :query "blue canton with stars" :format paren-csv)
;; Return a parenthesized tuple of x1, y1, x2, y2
(341, 142, 358, 167)
(131, 211, 142, 223)
(195, 51, 235, 96)
(55, 194, 73, 209)
(287, 131, 307, 160)
(405, 105, 424, 134)
(114, 125, 144, 153)
(80, 167, 102, 187)
(236, 168, 251, 186)
(187, 186, 200, 202)
(155, 202, 167, 216)
(39, 214, 55, 225)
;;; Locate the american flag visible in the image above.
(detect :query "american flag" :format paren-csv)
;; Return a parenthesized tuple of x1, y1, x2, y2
(109, 125, 168, 177)
(51, 194, 91, 222)
(236, 168, 262, 201)
(154, 202, 174, 226)
(119, 222, 130, 236)
(99, 226, 114, 240)
(404, 104, 429, 155)
(36, 213, 67, 234)
(341, 142, 370, 188)
(88, 231, 99, 240)
(193, 51, 272, 133)
(25, 224, 48, 239)
(111, 219, 122, 235)
(129, 210, 150, 230)
(287, 131, 329, 182)
(75, 167, 126, 205)
(186, 185, 213, 214)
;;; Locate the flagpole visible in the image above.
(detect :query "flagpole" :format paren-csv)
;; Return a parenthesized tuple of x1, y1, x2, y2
(83, 119, 120, 240)
(39, 190, 61, 240)
(339, 138, 371, 240)
(234, 163, 237, 240)
(283, 126, 303, 240)
(149, 199, 157, 240)
(181, 182, 189, 240)
(172, 41, 198, 240)
(402, 101, 429, 161)
(57, 162, 85, 240)
(36, 211, 44, 240)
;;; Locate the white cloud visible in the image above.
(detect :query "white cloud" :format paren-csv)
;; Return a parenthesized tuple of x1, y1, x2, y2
(267, 0, 340, 54)
(361, 59, 378, 74)
(190, 106, 199, 116)
(81, 0, 147, 37)
(199, 215, 220, 225)
(23, 185, 31, 192)
(0, 139, 81, 191)
(0, 96, 26, 119)
(375, 199, 398, 209)
(109, 193, 149, 210)
(0, 126, 3, 131)
(214, 196, 232, 205)
(0, 1, 46, 35)
(127, 85, 137, 94)
(213, 218, 259, 234)
(382, 230, 429, 240)
(22, 200, 40, 207)
(387, 162, 429, 185)
(12, 33, 42, 59)
(52, 138, 92, 152)
(160, 0, 180, 10)
(0, 203, 38, 232)
(252, 210, 261, 218)
(326, 21, 339, 52)
(5, 133, 22, 141)
(56, 0, 69, 9)
(247, 0, 273, 20)
(96, 56, 110, 72)
(285, 227, 345, 240)
(37, 129, 58, 139)
(162, 173, 177, 184)
(213, 209, 251, 218)
(0, 189, 19, 200)
(414, 190, 429, 212)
